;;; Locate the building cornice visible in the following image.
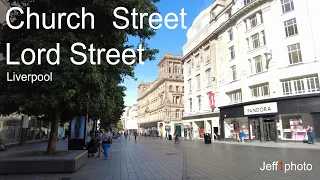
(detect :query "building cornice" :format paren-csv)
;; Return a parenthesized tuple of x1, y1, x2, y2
(182, 0, 268, 63)
(137, 77, 184, 101)
(157, 53, 183, 66)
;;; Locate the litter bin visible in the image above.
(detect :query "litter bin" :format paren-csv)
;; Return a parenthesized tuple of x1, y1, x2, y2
(204, 133, 211, 144)
(169, 135, 172, 140)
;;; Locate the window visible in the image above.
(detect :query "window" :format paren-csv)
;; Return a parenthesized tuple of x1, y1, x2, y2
(176, 96, 180, 104)
(288, 43, 302, 64)
(176, 86, 179, 92)
(195, 55, 200, 69)
(197, 95, 201, 111)
(228, 28, 233, 41)
(307, 77, 320, 92)
(169, 85, 172, 92)
(262, 31, 266, 45)
(231, 65, 237, 81)
(228, 90, 242, 104)
(174, 66, 179, 74)
(244, 0, 252, 6)
(205, 69, 212, 86)
(188, 79, 192, 92)
(282, 76, 320, 95)
(204, 48, 210, 64)
(284, 18, 298, 37)
(176, 110, 180, 118)
(251, 33, 260, 49)
(281, 0, 294, 13)
(229, 46, 235, 60)
(196, 74, 201, 90)
(169, 67, 171, 73)
(250, 16, 257, 28)
(187, 61, 191, 74)
(282, 81, 292, 95)
(252, 55, 263, 74)
(251, 84, 270, 99)
(189, 98, 192, 112)
(293, 78, 305, 94)
(182, 86, 184, 92)
(246, 38, 250, 50)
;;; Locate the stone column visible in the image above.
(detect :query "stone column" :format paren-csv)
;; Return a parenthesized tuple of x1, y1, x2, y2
(256, 13, 261, 25)
(259, 31, 265, 46)
(246, 19, 251, 30)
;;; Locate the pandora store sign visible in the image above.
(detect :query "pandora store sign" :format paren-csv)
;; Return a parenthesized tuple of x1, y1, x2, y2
(244, 102, 278, 115)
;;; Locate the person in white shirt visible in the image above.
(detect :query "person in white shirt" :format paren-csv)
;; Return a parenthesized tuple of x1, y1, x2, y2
(100, 128, 113, 160)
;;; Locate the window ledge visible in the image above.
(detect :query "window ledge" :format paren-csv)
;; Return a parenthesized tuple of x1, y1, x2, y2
(229, 58, 235, 62)
(205, 62, 211, 66)
(247, 45, 266, 54)
(249, 70, 268, 77)
(196, 67, 200, 71)
(282, 10, 295, 16)
(287, 62, 304, 67)
(285, 34, 299, 39)
(197, 89, 201, 92)
(206, 85, 213, 88)
(228, 79, 239, 84)
(245, 23, 263, 34)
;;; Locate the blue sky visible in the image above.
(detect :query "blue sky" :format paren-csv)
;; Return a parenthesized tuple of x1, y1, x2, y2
(122, 0, 212, 106)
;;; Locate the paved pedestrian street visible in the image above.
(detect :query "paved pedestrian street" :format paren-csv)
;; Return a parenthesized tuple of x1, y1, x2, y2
(1, 137, 320, 180)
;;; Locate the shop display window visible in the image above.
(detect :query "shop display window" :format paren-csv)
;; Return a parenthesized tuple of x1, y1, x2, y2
(276, 114, 313, 141)
(0, 114, 22, 144)
(224, 117, 249, 140)
(27, 117, 49, 141)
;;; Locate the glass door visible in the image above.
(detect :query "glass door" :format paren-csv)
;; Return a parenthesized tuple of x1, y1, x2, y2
(263, 119, 277, 142)
(249, 119, 261, 141)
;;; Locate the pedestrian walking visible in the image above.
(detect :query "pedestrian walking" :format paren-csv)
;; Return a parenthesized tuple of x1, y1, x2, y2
(134, 131, 137, 141)
(124, 131, 128, 140)
(174, 130, 179, 144)
(306, 125, 311, 144)
(309, 126, 315, 145)
(239, 130, 245, 143)
(100, 128, 113, 160)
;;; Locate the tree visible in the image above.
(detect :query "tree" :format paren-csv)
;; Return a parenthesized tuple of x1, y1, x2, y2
(0, 0, 159, 154)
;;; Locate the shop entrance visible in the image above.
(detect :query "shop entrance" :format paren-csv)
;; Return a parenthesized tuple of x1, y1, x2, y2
(249, 116, 277, 142)
(263, 119, 276, 142)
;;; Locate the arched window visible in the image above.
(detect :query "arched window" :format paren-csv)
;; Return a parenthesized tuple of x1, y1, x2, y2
(169, 85, 173, 91)
(176, 110, 180, 118)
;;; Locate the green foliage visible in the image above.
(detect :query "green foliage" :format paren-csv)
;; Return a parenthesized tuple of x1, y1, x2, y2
(0, 0, 159, 152)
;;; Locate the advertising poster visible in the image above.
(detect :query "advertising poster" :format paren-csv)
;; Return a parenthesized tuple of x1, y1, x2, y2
(70, 116, 85, 139)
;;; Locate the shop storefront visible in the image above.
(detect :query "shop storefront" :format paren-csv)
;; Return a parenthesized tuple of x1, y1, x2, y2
(220, 93, 320, 142)
(0, 114, 22, 145)
(182, 112, 220, 139)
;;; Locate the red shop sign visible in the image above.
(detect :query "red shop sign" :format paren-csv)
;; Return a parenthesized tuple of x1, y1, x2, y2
(209, 92, 216, 110)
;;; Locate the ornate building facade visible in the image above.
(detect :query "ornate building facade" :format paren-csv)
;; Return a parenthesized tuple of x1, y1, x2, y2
(137, 53, 184, 136)
(183, 0, 320, 142)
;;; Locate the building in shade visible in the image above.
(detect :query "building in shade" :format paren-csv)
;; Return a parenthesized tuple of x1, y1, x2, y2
(137, 53, 184, 137)
(182, 0, 320, 142)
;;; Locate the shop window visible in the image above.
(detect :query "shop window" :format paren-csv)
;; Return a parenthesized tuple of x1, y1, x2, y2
(224, 117, 249, 140)
(0, 114, 22, 144)
(277, 114, 312, 141)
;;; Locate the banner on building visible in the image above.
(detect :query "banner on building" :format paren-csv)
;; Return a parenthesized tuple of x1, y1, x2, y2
(209, 92, 216, 110)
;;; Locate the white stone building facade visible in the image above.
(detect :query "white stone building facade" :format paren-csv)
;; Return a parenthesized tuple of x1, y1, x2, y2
(183, 0, 320, 142)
